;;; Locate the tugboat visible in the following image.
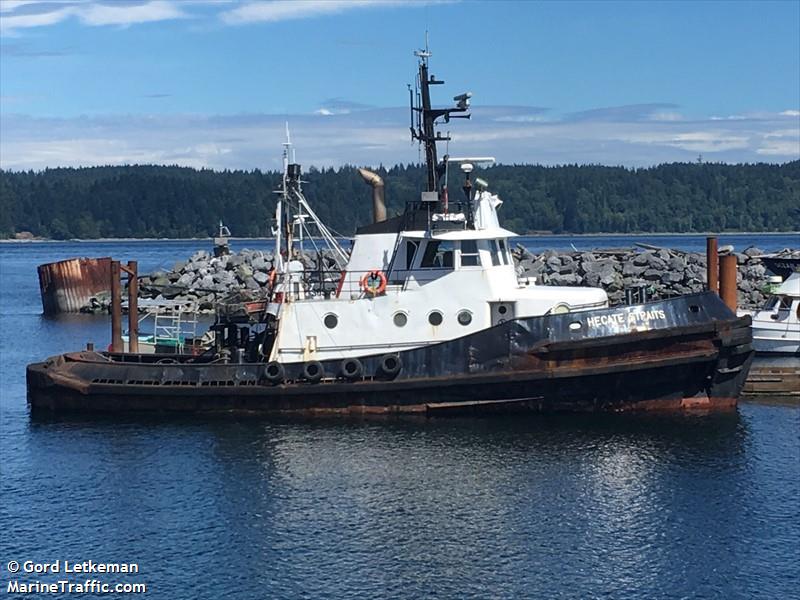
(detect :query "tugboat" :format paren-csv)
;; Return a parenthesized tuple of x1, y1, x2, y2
(27, 44, 754, 415)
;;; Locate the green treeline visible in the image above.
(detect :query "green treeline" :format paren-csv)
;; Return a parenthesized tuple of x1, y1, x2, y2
(1, 161, 798, 239)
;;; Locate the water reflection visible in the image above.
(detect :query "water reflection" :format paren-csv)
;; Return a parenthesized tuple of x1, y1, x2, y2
(14, 402, 800, 598)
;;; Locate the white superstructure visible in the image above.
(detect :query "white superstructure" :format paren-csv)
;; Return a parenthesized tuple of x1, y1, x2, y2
(269, 182, 607, 363)
(265, 43, 608, 365)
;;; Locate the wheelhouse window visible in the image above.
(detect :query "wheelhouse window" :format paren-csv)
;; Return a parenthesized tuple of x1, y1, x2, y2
(460, 240, 480, 267)
(420, 240, 455, 269)
(405, 240, 419, 270)
(498, 239, 510, 265)
(489, 240, 501, 266)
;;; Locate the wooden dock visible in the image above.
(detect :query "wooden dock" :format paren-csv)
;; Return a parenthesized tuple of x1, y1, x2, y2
(743, 361, 800, 403)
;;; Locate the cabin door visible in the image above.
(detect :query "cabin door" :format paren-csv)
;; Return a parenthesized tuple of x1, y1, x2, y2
(489, 301, 516, 326)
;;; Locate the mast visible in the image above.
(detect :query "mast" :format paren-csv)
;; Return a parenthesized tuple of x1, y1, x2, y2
(273, 124, 292, 274)
(272, 124, 349, 281)
(410, 37, 471, 195)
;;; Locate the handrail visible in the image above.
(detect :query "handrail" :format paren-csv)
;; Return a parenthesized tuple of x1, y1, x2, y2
(279, 266, 458, 300)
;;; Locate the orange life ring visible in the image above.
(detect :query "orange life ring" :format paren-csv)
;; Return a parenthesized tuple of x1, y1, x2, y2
(360, 270, 387, 296)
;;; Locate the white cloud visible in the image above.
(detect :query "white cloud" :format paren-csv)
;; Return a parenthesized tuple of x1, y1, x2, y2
(79, 1, 187, 27)
(763, 129, 800, 139)
(0, 0, 45, 13)
(671, 132, 750, 152)
(757, 140, 800, 156)
(1, 108, 798, 171)
(648, 111, 683, 122)
(0, 3, 75, 35)
(757, 125, 800, 156)
(493, 115, 548, 123)
(0, 0, 444, 34)
(220, 0, 430, 25)
(618, 130, 753, 153)
(780, 110, 800, 117)
(0, 1, 188, 35)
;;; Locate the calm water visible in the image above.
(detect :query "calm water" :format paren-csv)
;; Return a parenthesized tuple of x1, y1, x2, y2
(1, 236, 799, 599)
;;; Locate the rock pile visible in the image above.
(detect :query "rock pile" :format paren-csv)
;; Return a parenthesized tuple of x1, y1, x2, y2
(80, 248, 291, 314)
(80, 245, 798, 314)
(139, 249, 278, 311)
(513, 245, 799, 308)
(137, 249, 337, 313)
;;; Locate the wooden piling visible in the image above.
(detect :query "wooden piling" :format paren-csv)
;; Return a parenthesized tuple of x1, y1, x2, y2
(719, 254, 738, 312)
(110, 260, 123, 352)
(706, 236, 718, 293)
(127, 261, 138, 354)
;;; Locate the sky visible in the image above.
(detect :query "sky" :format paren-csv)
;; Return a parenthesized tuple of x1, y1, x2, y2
(0, 0, 798, 171)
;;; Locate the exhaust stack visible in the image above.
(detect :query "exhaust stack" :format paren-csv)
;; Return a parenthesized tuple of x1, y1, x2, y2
(357, 168, 387, 223)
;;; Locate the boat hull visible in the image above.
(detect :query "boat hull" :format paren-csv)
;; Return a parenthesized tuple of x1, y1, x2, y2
(750, 323, 800, 355)
(740, 311, 800, 355)
(27, 293, 754, 416)
(752, 336, 800, 356)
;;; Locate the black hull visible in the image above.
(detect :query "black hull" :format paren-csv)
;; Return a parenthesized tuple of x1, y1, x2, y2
(27, 292, 754, 416)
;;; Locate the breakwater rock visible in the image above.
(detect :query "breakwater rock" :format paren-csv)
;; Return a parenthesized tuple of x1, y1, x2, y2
(80, 245, 798, 314)
(79, 249, 282, 314)
(135, 248, 336, 313)
(513, 245, 798, 308)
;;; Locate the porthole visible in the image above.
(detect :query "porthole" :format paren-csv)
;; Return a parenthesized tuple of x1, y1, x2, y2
(393, 312, 408, 327)
(569, 321, 581, 331)
(428, 311, 444, 326)
(498, 305, 508, 315)
(324, 313, 338, 329)
(457, 310, 473, 326)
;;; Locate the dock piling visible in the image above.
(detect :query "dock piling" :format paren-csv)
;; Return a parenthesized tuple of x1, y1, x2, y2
(110, 260, 123, 352)
(126, 261, 138, 354)
(719, 254, 738, 312)
(706, 236, 718, 293)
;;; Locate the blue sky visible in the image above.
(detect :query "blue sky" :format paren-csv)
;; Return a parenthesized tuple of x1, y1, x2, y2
(1, 0, 798, 170)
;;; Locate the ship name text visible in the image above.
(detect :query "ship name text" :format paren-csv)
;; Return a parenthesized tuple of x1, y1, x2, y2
(586, 309, 667, 328)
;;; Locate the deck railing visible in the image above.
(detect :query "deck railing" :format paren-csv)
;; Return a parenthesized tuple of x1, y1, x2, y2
(275, 267, 455, 301)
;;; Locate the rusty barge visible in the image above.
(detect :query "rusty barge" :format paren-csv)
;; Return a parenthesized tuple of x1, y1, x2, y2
(26, 43, 754, 415)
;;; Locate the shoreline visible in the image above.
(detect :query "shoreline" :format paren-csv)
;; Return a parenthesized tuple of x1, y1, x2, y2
(2, 231, 799, 244)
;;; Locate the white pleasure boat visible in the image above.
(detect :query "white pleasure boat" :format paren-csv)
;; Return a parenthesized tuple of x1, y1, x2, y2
(742, 273, 800, 355)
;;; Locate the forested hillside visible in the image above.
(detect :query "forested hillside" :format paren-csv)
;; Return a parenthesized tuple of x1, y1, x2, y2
(1, 161, 798, 239)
